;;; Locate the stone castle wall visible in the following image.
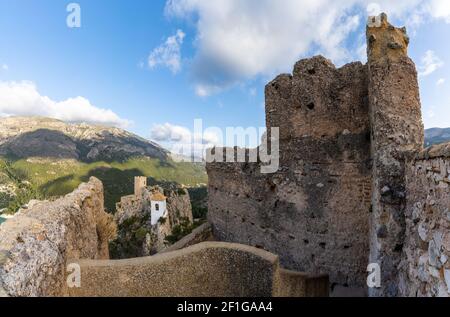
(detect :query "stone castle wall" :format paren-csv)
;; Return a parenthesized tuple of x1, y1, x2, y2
(68, 242, 329, 297)
(207, 57, 372, 295)
(115, 194, 149, 225)
(399, 144, 450, 297)
(0, 177, 116, 297)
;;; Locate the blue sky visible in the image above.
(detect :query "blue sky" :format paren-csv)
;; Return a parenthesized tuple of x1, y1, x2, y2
(0, 0, 449, 151)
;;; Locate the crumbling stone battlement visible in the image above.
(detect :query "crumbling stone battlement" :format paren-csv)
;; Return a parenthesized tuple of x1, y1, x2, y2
(208, 53, 372, 297)
(206, 14, 446, 297)
(367, 13, 409, 63)
(416, 142, 450, 160)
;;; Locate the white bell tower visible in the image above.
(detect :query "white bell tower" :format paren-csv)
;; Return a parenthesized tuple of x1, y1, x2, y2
(150, 192, 167, 225)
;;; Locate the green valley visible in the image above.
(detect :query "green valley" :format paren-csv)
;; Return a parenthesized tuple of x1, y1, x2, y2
(0, 156, 206, 214)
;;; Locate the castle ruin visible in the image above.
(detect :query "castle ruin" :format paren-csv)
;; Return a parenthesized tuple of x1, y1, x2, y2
(113, 176, 193, 257)
(1, 14, 449, 297)
(134, 176, 147, 198)
(206, 14, 449, 297)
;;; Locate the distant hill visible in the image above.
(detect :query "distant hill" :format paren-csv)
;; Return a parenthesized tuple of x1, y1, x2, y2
(425, 128, 450, 147)
(0, 116, 168, 162)
(0, 117, 207, 213)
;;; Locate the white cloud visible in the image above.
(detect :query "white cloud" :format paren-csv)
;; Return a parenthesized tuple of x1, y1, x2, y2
(356, 42, 368, 63)
(194, 84, 222, 97)
(0, 81, 130, 128)
(151, 122, 219, 144)
(148, 29, 185, 74)
(423, 103, 450, 128)
(195, 85, 210, 97)
(151, 122, 222, 158)
(426, 0, 450, 23)
(164, 0, 435, 96)
(419, 50, 444, 77)
(1, 64, 8, 71)
(437, 78, 445, 85)
(151, 123, 192, 142)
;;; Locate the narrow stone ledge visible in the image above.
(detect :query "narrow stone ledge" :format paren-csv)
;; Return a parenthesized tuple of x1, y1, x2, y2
(416, 142, 450, 160)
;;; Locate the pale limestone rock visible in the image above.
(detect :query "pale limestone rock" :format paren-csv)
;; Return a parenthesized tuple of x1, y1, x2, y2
(417, 253, 430, 282)
(418, 222, 428, 241)
(402, 154, 450, 296)
(443, 233, 450, 252)
(428, 265, 440, 279)
(445, 269, 450, 294)
(0, 177, 116, 296)
(429, 240, 441, 268)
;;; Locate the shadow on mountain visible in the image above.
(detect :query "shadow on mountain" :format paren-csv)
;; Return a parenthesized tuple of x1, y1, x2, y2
(0, 129, 79, 160)
(155, 158, 175, 169)
(81, 167, 149, 212)
(75, 134, 169, 163)
(40, 174, 77, 197)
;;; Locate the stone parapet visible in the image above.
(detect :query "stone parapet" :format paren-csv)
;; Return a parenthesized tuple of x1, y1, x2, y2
(68, 242, 329, 297)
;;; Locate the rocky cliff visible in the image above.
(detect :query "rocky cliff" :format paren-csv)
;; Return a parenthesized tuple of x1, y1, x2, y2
(0, 177, 116, 296)
(112, 185, 194, 258)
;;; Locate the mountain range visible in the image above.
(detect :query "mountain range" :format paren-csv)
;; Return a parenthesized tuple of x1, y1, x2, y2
(0, 117, 168, 162)
(424, 127, 450, 147)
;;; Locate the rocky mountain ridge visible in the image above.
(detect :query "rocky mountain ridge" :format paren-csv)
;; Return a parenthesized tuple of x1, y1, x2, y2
(425, 127, 450, 147)
(0, 116, 168, 162)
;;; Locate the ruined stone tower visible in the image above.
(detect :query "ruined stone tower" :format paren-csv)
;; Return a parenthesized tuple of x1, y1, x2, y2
(207, 14, 428, 297)
(134, 176, 147, 198)
(366, 14, 424, 296)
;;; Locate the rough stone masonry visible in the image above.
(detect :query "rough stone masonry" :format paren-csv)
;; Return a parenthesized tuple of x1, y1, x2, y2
(206, 14, 449, 297)
(400, 144, 450, 297)
(366, 13, 424, 296)
(208, 32, 372, 297)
